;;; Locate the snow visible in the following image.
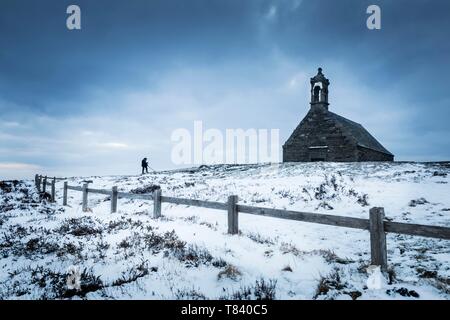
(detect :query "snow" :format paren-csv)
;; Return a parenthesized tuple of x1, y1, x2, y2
(366, 266, 387, 290)
(0, 162, 449, 300)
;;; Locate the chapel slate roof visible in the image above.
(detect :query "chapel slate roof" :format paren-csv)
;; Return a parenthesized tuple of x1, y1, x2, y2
(328, 112, 393, 156)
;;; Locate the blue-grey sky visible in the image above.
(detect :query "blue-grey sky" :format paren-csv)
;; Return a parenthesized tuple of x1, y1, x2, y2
(1, 0, 450, 179)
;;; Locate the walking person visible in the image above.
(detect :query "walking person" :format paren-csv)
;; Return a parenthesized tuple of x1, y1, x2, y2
(141, 157, 149, 174)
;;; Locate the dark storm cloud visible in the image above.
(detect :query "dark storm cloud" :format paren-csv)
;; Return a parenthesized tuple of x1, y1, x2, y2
(1, 0, 449, 178)
(0, 0, 261, 114)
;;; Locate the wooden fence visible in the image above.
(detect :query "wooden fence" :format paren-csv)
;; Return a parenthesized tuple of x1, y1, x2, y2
(34, 174, 450, 271)
(34, 175, 57, 202)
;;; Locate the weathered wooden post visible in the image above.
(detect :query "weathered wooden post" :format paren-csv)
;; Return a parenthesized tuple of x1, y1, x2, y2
(34, 174, 38, 188)
(37, 175, 42, 192)
(369, 207, 388, 271)
(227, 195, 239, 235)
(51, 177, 56, 202)
(42, 176, 47, 193)
(63, 181, 68, 206)
(153, 189, 162, 218)
(111, 186, 118, 213)
(82, 183, 88, 212)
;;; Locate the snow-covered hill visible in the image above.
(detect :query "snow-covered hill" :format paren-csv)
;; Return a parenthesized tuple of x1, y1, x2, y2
(1, 162, 449, 299)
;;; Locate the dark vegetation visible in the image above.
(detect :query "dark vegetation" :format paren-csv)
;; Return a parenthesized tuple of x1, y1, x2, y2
(219, 278, 277, 300)
(130, 184, 161, 194)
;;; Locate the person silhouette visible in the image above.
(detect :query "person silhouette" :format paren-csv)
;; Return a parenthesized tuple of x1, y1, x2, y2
(141, 157, 149, 174)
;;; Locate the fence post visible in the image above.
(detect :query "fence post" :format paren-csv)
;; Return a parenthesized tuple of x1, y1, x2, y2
(153, 189, 162, 218)
(37, 175, 41, 192)
(43, 176, 47, 193)
(34, 174, 38, 188)
(111, 186, 118, 213)
(227, 195, 239, 235)
(82, 183, 88, 212)
(51, 177, 56, 202)
(63, 182, 68, 206)
(369, 207, 388, 272)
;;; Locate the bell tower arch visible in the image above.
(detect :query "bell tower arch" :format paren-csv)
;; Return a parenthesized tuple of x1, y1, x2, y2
(310, 67, 330, 111)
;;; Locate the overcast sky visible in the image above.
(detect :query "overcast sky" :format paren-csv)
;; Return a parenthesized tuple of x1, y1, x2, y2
(1, 0, 450, 179)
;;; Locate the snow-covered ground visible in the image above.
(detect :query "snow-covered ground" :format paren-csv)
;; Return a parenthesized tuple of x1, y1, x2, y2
(1, 162, 449, 300)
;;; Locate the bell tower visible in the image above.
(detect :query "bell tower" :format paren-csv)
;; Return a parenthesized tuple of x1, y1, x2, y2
(310, 67, 330, 111)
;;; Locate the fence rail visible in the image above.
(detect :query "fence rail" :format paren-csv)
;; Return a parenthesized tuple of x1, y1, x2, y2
(237, 205, 371, 230)
(384, 221, 450, 239)
(162, 196, 228, 211)
(34, 174, 450, 271)
(66, 185, 83, 191)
